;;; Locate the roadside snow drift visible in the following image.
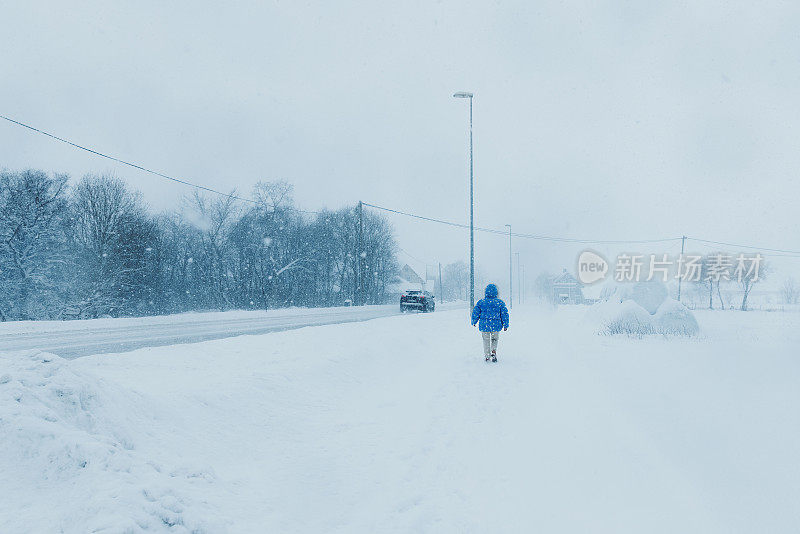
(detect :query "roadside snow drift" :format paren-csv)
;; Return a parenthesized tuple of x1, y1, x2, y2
(2, 306, 799, 533)
(588, 281, 699, 335)
(0, 351, 223, 533)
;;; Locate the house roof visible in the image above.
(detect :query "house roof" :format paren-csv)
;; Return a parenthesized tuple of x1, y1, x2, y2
(399, 264, 424, 285)
(553, 269, 581, 286)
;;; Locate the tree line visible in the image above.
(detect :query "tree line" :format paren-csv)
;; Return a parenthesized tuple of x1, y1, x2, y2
(0, 169, 399, 321)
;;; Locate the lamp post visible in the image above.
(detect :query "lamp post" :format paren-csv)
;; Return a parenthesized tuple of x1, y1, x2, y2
(515, 252, 521, 305)
(453, 91, 474, 308)
(505, 224, 512, 308)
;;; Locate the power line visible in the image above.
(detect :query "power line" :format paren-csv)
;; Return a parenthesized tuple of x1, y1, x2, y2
(362, 202, 474, 230)
(365, 203, 800, 253)
(397, 246, 433, 266)
(367, 202, 800, 257)
(6, 113, 798, 254)
(0, 113, 329, 216)
(363, 202, 682, 245)
(686, 237, 800, 256)
(757, 253, 800, 258)
(0, 113, 261, 205)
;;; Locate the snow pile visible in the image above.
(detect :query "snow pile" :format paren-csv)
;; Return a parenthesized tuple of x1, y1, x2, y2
(653, 298, 700, 336)
(1, 308, 799, 531)
(0, 351, 224, 533)
(589, 281, 699, 336)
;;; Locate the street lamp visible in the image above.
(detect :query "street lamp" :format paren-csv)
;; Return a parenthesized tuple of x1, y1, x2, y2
(505, 224, 512, 309)
(453, 91, 475, 308)
(515, 252, 521, 305)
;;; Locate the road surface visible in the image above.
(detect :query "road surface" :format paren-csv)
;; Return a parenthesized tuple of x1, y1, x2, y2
(0, 303, 464, 359)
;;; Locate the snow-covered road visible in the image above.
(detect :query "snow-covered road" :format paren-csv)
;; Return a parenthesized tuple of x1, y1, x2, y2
(2, 306, 799, 533)
(0, 304, 461, 358)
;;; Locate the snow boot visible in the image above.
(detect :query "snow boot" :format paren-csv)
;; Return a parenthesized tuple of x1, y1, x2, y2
(491, 350, 497, 363)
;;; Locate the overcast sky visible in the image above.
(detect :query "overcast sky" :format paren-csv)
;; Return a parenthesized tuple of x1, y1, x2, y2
(2, 1, 799, 294)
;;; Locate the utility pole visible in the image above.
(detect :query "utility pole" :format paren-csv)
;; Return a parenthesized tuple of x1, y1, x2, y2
(357, 201, 364, 306)
(438, 262, 444, 303)
(521, 264, 525, 304)
(505, 224, 513, 308)
(677, 235, 686, 303)
(453, 91, 475, 308)
(515, 252, 521, 305)
(468, 96, 474, 310)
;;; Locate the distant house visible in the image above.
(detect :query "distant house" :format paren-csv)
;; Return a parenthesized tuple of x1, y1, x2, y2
(399, 264, 424, 286)
(552, 269, 584, 304)
(387, 264, 433, 296)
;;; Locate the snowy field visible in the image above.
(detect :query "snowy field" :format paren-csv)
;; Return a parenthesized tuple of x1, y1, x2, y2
(1, 306, 799, 533)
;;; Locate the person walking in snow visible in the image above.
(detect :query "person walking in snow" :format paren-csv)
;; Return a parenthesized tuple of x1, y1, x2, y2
(471, 283, 510, 362)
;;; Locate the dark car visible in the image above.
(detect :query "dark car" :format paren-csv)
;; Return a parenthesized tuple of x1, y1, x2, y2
(400, 290, 435, 312)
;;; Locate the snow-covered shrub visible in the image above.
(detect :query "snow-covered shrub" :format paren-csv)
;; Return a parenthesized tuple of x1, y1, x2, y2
(631, 281, 669, 314)
(601, 280, 668, 314)
(587, 281, 699, 337)
(586, 298, 653, 336)
(653, 298, 700, 336)
(598, 300, 659, 336)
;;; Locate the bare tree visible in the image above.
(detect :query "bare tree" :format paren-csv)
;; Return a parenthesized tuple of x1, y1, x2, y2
(694, 253, 730, 310)
(74, 174, 140, 256)
(71, 173, 150, 317)
(781, 277, 800, 305)
(186, 191, 241, 309)
(441, 261, 469, 301)
(253, 180, 294, 214)
(0, 170, 69, 319)
(737, 256, 768, 311)
(0, 167, 401, 319)
(716, 280, 726, 309)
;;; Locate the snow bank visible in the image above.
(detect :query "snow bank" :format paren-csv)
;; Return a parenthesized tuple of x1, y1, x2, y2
(0, 351, 224, 533)
(589, 281, 699, 336)
(3, 307, 798, 532)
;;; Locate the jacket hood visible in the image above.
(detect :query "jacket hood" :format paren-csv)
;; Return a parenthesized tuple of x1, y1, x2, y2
(484, 284, 499, 298)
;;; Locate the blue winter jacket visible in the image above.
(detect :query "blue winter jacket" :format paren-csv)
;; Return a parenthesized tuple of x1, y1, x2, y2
(471, 284, 510, 332)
